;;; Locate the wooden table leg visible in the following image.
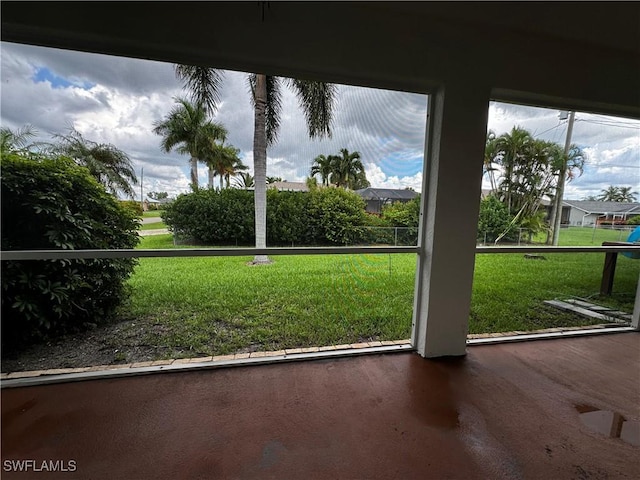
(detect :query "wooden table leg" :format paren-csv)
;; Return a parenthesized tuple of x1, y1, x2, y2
(600, 251, 618, 296)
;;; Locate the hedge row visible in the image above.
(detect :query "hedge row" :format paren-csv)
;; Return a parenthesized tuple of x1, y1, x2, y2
(163, 188, 373, 246)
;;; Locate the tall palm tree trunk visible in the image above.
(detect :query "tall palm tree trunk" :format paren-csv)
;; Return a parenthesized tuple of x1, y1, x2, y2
(208, 167, 215, 189)
(252, 74, 270, 264)
(190, 156, 199, 190)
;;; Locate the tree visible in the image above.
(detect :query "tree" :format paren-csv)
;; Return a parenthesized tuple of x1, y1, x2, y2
(202, 142, 243, 189)
(148, 191, 169, 200)
(52, 128, 138, 198)
(176, 65, 336, 263)
(311, 154, 333, 186)
(233, 172, 255, 189)
(266, 176, 283, 184)
(153, 98, 227, 190)
(597, 186, 638, 202)
(329, 148, 368, 189)
(487, 127, 584, 240)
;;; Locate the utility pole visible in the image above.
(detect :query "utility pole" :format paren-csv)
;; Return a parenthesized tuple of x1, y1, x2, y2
(140, 167, 144, 211)
(549, 111, 575, 245)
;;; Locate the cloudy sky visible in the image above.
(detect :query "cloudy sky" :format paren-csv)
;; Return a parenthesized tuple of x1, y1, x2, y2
(2, 42, 638, 201)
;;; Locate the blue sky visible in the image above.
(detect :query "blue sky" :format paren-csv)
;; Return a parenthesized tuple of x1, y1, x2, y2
(1, 42, 638, 201)
(32, 66, 95, 90)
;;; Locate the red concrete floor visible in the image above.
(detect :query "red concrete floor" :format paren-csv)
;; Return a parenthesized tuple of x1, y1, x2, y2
(2, 333, 639, 479)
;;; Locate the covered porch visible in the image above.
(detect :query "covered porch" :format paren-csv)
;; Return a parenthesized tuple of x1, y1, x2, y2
(2, 333, 638, 479)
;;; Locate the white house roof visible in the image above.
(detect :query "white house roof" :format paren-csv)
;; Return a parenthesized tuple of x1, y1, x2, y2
(563, 200, 640, 215)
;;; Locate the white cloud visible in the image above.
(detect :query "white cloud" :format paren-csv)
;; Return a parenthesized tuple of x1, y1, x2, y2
(1, 42, 638, 203)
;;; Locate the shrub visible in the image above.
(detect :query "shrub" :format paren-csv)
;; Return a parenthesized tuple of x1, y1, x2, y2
(163, 189, 255, 245)
(1, 153, 140, 348)
(477, 195, 513, 243)
(309, 187, 368, 245)
(381, 196, 421, 228)
(266, 190, 314, 246)
(120, 200, 143, 217)
(626, 215, 640, 225)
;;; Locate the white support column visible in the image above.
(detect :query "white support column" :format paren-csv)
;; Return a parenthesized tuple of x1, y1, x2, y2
(412, 84, 490, 357)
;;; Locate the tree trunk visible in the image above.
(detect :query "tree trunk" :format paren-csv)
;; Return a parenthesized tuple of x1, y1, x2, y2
(252, 74, 271, 264)
(208, 167, 214, 189)
(190, 156, 198, 190)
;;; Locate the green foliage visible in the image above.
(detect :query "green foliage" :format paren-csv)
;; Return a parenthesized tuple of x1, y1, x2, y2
(627, 215, 640, 225)
(120, 200, 143, 217)
(163, 187, 369, 246)
(308, 187, 368, 245)
(381, 196, 421, 228)
(163, 189, 254, 245)
(1, 153, 140, 348)
(477, 195, 513, 243)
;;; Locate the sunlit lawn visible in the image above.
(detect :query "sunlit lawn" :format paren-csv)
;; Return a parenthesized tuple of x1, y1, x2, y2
(123, 228, 639, 358)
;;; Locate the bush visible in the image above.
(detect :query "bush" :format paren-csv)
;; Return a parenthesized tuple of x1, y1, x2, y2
(1, 153, 140, 348)
(120, 200, 143, 217)
(163, 189, 255, 245)
(381, 196, 421, 228)
(309, 187, 368, 245)
(163, 187, 369, 246)
(626, 215, 640, 225)
(477, 195, 513, 243)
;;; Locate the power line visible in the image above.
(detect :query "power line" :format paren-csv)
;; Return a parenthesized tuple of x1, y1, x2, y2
(577, 119, 640, 130)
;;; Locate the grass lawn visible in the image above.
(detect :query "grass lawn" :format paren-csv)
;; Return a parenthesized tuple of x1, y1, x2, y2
(121, 228, 639, 359)
(142, 210, 164, 218)
(139, 221, 166, 231)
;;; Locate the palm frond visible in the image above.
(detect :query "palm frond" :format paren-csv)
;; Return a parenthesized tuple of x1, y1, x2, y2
(288, 78, 335, 139)
(175, 65, 224, 115)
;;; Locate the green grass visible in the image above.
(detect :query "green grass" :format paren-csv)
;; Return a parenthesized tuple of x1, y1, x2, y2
(142, 210, 164, 218)
(139, 221, 166, 231)
(123, 228, 638, 358)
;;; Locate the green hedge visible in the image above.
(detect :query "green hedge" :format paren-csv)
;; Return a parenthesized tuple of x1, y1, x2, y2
(1, 153, 140, 348)
(163, 187, 369, 246)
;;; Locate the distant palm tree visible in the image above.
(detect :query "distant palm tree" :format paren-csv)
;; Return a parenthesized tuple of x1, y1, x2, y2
(52, 128, 138, 198)
(233, 172, 255, 189)
(598, 186, 637, 202)
(617, 186, 638, 203)
(203, 143, 243, 189)
(153, 98, 227, 190)
(176, 65, 335, 263)
(310, 154, 333, 186)
(330, 148, 367, 189)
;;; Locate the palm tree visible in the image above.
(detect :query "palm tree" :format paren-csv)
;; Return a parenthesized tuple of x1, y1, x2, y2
(494, 127, 533, 212)
(598, 186, 638, 202)
(203, 143, 243, 189)
(329, 148, 367, 189)
(176, 66, 336, 263)
(52, 128, 138, 198)
(483, 130, 499, 193)
(233, 172, 255, 189)
(0, 125, 37, 155)
(153, 98, 227, 190)
(310, 154, 333, 186)
(617, 186, 638, 203)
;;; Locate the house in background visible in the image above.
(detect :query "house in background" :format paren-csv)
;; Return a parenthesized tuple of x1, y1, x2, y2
(563, 200, 640, 226)
(267, 181, 309, 192)
(355, 187, 419, 214)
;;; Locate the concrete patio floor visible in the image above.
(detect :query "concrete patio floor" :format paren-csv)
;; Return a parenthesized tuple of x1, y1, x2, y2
(2, 333, 639, 479)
